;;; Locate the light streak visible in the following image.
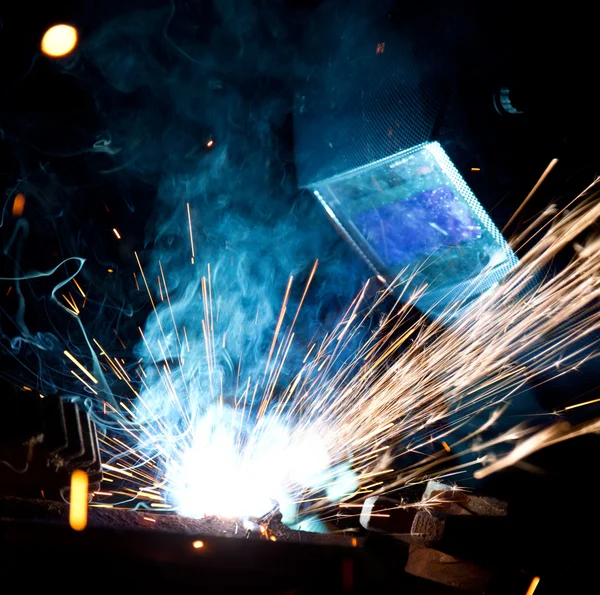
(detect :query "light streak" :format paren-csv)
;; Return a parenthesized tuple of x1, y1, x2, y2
(64, 350, 98, 384)
(113, 329, 127, 349)
(73, 278, 86, 298)
(186, 202, 195, 264)
(564, 397, 600, 411)
(503, 158, 558, 232)
(263, 275, 293, 381)
(113, 228, 121, 239)
(525, 577, 540, 595)
(62, 293, 80, 315)
(102, 463, 133, 477)
(71, 370, 98, 395)
(69, 470, 88, 531)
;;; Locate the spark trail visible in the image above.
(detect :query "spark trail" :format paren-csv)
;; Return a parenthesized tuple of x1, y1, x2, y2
(80, 183, 600, 524)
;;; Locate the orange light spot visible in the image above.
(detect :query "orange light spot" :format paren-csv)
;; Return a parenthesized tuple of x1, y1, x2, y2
(206, 139, 214, 147)
(107, 269, 114, 273)
(442, 441, 451, 452)
(192, 540, 204, 549)
(41, 24, 78, 57)
(471, 167, 481, 172)
(525, 577, 541, 595)
(12, 193, 25, 217)
(69, 470, 88, 531)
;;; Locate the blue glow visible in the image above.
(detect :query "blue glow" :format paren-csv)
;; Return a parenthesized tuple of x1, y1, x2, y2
(310, 142, 518, 318)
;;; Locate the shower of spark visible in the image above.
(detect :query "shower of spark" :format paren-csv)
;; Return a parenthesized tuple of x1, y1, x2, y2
(85, 182, 600, 525)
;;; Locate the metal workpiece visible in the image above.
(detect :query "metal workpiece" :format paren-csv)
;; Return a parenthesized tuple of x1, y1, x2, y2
(360, 482, 512, 592)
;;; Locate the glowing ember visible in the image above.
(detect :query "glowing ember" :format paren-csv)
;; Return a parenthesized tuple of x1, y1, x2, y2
(12, 193, 25, 217)
(69, 470, 89, 531)
(41, 24, 78, 58)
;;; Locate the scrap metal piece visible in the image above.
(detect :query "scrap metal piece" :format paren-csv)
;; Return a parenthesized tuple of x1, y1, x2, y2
(360, 482, 510, 592)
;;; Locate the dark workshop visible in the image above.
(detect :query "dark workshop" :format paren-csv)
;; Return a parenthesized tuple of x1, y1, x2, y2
(1, 1, 600, 593)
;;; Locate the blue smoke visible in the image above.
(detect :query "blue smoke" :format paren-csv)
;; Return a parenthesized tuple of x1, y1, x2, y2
(79, 2, 375, 518)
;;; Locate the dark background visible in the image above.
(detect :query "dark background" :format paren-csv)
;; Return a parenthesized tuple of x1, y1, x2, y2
(1, 1, 600, 592)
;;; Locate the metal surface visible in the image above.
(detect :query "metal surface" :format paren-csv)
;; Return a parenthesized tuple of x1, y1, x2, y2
(360, 482, 513, 593)
(0, 499, 466, 594)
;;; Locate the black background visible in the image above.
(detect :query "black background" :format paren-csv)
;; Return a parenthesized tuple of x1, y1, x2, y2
(1, 1, 600, 592)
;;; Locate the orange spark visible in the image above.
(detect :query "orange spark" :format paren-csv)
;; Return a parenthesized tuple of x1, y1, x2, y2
(72, 278, 86, 298)
(503, 158, 558, 232)
(64, 350, 98, 384)
(12, 193, 25, 217)
(564, 397, 600, 411)
(525, 577, 540, 595)
(113, 328, 127, 349)
(69, 470, 88, 531)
